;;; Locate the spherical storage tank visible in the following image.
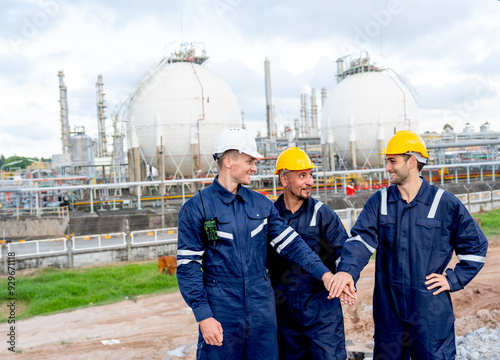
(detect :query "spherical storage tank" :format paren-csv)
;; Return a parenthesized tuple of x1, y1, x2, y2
(127, 61, 242, 177)
(321, 70, 418, 169)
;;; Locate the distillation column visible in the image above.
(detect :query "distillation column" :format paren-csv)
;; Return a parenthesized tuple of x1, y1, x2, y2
(58, 70, 71, 154)
(96, 75, 108, 157)
(310, 88, 318, 137)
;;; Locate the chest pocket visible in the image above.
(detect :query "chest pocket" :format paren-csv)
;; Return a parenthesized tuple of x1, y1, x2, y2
(246, 206, 269, 240)
(214, 212, 233, 244)
(415, 218, 442, 251)
(300, 227, 319, 251)
(379, 215, 397, 249)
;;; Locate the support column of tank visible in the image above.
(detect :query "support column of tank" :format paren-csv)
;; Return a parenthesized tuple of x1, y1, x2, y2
(328, 129, 335, 172)
(378, 115, 385, 168)
(126, 118, 135, 200)
(127, 149, 134, 183)
(191, 127, 200, 192)
(156, 114, 164, 180)
(133, 148, 141, 183)
(130, 116, 142, 196)
(156, 116, 166, 227)
(349, 116, 357, 170)
(140, 154, 147, 181)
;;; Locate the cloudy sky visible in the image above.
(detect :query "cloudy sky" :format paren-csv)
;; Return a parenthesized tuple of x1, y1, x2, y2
(1, 0, 499, 158)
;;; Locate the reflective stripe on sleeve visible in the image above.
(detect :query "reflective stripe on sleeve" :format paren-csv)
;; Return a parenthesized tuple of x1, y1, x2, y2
(309, 201, 324, 227)
(177, 249, 205, 257)
(276, 231, 299, 254)
(457, 254, 486, 263)
(335, 257, 341, 269)
(381, 188, 387, 216)
(217, 231, 233, 240)
(345, 234, 376, 254)
(270, 226, 293, 247)
(251, 218, 268, 237)
(428, 188, 445, 219)
(177, 259, 202, 266)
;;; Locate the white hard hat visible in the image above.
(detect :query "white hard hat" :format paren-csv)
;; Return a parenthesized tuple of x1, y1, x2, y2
(213, 128, 263, 160)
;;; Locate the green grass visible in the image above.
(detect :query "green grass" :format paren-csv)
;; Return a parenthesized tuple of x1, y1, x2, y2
(0, 261, 178, 321)
(475, 208, 500, 237)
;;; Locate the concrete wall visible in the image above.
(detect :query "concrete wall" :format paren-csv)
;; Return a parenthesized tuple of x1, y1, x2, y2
(0, 217, 70, 239)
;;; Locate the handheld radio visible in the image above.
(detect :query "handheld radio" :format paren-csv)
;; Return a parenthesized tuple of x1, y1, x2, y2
(199, 191, 218, 253)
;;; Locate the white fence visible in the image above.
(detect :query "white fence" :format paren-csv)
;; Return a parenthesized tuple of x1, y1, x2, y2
(73, 232, 126, 251)
(5, 237, 67, 257)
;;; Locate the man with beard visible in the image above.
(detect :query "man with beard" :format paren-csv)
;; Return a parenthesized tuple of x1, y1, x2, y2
(268, 147, 349, 360)
(330, 131, 488, 360)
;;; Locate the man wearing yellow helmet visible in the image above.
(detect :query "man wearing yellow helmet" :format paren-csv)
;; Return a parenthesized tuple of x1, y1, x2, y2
(268, 147, 349, 360)
(330, 131, 488, 359)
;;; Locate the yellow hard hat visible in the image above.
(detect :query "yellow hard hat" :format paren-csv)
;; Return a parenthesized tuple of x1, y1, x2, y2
(379, 130, 429, 159)
(274, 147, 316, 175)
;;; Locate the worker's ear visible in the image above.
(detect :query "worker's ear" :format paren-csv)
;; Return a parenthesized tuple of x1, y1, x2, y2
(280, 173, 288, 187)
(223, 154, 232, 169)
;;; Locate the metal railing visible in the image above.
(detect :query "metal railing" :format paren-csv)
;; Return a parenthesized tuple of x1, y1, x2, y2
(131, 228, 178, 245)
(1, 161, 499, 212)
(5, 237, 67, 257)
(0, 205, 69, 219)
(73, 232, 126, 251)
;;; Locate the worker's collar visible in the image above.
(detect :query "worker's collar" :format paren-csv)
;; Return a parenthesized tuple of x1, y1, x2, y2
(275, 194, 309, 216)
(389, 176, 433, 205)
(212, 176, 244, 205)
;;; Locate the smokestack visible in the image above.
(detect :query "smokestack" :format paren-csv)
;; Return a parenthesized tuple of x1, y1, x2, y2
(321, 87, 327, 107)
(310, 88, 318, 137)
(300, 93, 308, 137)
(264, 58, 276, 139)
(96, 74, 107, 157)
(58, 70, 71, 154)
(294, 118, 300, 139)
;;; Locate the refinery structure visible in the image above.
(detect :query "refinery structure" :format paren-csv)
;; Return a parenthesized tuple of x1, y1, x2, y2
(1, 44, 500, 243)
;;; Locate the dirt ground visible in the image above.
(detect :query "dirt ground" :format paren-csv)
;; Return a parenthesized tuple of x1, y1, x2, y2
(3, 240, 500, 360)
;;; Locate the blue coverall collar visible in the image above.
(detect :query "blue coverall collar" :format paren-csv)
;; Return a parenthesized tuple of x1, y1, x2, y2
(389, 176, 433, 206)
(275, 194, 309, 217)
(212, 175, 244, 205)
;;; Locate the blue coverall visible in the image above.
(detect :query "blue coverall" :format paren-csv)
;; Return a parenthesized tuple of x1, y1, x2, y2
(268, 195, 349, 360)
(176, 176, 331, 360)
(338, 178, 488, 360)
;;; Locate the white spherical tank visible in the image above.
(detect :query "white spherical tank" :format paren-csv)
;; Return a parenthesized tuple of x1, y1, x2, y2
(321, 71, 418, 169)
(127, 61, 242, 177)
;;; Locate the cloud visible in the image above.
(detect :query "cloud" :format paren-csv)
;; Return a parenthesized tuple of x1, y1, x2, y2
(1, 0, 500, 158)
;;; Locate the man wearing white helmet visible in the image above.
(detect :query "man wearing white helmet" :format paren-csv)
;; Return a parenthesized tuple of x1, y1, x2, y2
(176, 128, 339, 360)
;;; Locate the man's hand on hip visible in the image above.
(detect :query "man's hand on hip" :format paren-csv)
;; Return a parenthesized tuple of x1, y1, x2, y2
(425, 273, 450, 295)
